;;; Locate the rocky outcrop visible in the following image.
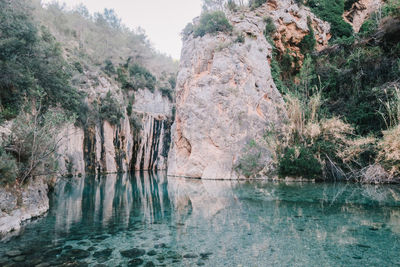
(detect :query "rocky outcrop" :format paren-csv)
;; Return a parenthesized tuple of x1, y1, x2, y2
(0, 178, 49, 237)
(248, 0, 331, 61)
(168, 11, 287, 179)
(344, 0, 383, 33)
(57, 77, 173, 176)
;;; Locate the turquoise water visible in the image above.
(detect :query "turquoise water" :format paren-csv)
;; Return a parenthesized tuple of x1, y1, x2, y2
(1, 172, 400, 266)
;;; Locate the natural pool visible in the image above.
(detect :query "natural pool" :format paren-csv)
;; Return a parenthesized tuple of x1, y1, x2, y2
(1, 172, 400, 266)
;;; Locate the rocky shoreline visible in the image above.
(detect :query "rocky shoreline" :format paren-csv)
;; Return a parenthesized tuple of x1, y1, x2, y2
(0, 178, 49, 238)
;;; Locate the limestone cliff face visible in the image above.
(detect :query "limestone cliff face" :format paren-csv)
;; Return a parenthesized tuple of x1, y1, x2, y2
(57, 76, 173, 176)
(255, 0, 331, 62)
(344, 0, 383, 32)
(168, 12, 287, 179)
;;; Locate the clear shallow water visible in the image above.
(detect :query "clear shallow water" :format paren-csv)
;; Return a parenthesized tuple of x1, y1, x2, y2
(1, 172, 400, 267)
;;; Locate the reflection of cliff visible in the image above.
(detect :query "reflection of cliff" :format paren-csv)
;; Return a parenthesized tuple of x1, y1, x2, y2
(168, 178, 240, 219)
(52, 172, 171, 234)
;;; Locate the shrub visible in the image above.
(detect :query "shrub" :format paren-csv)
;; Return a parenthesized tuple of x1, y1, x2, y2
(227, 0, 238, 11)
(193, 11, 233, 37)
(129, 63, 156, 92)
(278, 146, 322, 179)
(307, 0, 353, 39)
(263, 17, 276, 38)
(4, 101, 72, 184)
(235, 140, 265, 178)
(159, 87, 174, 101)
(235, 33, 245, 43)
(249, 0, 267, 9)
(378, 124, 400, 178)
(0, 148, 18, 185)
(126, 101, 133, 117)
(299, 18, 316, 54)
(117, 67, 132, 89)
(99, 91, 124, 125)
(168, 76, 176, 89)
(182, 23, 194, 37)
(104, 59, 115, 75)
(74, 61, 84, 73)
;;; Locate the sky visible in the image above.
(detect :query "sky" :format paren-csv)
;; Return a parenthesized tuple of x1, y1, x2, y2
(42, 0, 203, 59)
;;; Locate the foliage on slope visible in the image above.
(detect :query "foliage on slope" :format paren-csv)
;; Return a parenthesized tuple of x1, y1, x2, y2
(235, 0, 400, 182)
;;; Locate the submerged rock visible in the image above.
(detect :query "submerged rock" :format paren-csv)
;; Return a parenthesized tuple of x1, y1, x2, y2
(183, 253, 198, 259)
(63, 249, 90, 260)
(6, 250, 22, 257)
(128, 258, 144, 266)
(120, 248, 146, 258)
(147, 250, 157, 256)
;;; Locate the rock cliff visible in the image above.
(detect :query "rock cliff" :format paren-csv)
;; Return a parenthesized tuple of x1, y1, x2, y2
(257, 0, 331, 58)
(168, 0, 334, 179)
(57, 76, 173, 177)
(168, 8, 291, 179)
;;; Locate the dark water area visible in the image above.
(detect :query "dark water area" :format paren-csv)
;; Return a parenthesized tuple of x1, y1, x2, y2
(1, 172, 400, 266)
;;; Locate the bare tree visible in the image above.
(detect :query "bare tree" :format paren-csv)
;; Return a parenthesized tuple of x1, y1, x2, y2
(5, 96, 73, 184)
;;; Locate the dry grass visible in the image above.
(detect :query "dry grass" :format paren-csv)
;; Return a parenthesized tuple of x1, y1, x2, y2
(278, 92, 379, 180)
(378, 124, 400, 177)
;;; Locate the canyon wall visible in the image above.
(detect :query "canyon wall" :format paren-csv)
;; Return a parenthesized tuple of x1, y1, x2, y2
(168, 9, 285, 179)
(57, 77, 173, 176)
(167, 0, 334, 179)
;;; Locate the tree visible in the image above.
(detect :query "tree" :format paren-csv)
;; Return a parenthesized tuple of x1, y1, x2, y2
(193, 11, 233, 37)
(0, 0, 85, 123)
(4, 95, 74, 184)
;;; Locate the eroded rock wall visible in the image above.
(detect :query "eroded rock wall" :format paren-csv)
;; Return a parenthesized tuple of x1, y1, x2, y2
(57, 77, 173, 175)
(249, 0, 331, 62)
(168, 13, 287, 179)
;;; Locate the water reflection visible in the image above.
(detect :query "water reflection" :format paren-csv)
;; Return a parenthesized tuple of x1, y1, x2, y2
(0, 173, 399, 267)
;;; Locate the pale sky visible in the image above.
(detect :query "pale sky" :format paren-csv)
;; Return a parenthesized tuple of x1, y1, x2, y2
(42, 0, 202, 59)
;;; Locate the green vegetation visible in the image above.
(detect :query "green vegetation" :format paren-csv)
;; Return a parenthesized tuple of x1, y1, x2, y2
(235, 140, 265, 178)
(278, 146, 322, 179)
(249, 0, 267, 9)
(1, 98, 73, 184)
(193, 11, 233, 37)
(99, 92, 124, 126)
(306, 0, 353, 40)
(263, 17, 276, 38)
(359, 0, 400, 37)
(267, 0, 400, 181)
(0, 0, 85, 123)
(0, 148, 18, 185)
(299, 18, 316, 55)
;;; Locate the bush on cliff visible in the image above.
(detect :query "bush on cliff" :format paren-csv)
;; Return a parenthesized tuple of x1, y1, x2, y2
(0, 148, 18, 185)
(249, 0, 267, 9)
(99, 92, 124, 126)
(306, 0, 353, 39)
(299, 18, 316, 55)
(193, 11, 233, 37)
